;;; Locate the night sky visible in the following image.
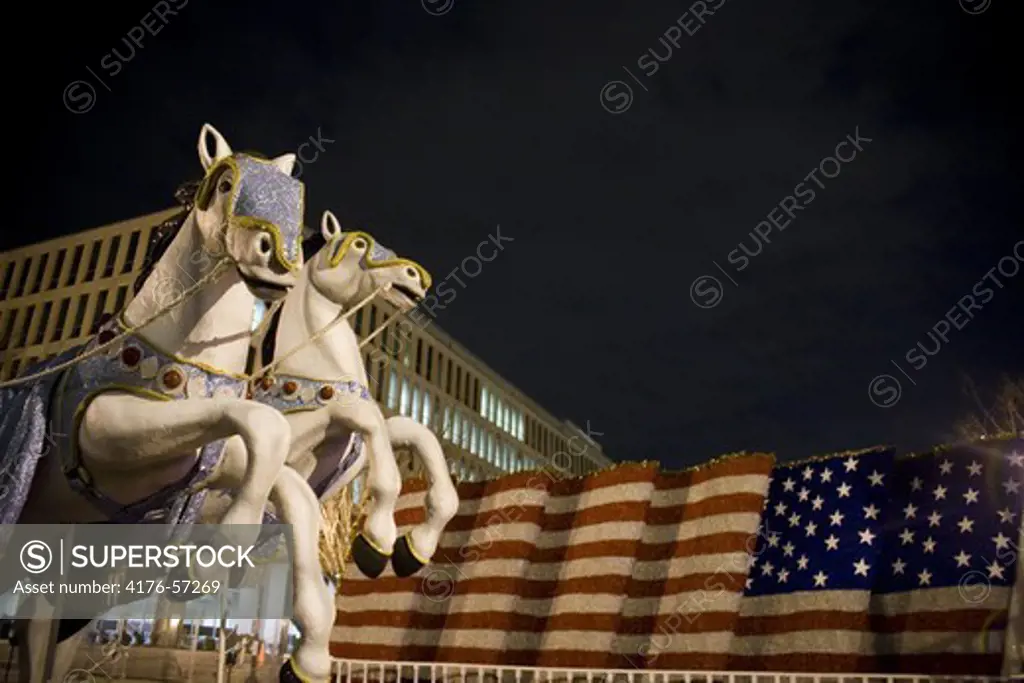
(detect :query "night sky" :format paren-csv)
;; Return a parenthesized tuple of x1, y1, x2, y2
(4, 0, 1021, 467)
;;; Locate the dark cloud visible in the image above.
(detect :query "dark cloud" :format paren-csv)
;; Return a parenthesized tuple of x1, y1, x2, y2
(4, 0, 1021, 467)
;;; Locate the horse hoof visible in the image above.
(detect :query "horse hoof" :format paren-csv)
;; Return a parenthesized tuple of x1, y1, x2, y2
(352, 534, 389, 578)
(391, 534, 428, 578)
(280, 658, 325, 683)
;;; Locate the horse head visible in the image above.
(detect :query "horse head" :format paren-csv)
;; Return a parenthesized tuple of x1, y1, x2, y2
(308, 209, 431, 314)
(193, 124, 305, 301)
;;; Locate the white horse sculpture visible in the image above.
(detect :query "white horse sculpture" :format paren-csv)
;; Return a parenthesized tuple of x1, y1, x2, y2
(1, 123, 305, 682)
(46, 211, 462, 683)
(237, 211, 459, 682)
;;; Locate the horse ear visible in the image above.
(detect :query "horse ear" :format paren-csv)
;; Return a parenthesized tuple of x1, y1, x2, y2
(321, 210, 342, 242)
(198, 124, 233, 171)
(270, 153, 296, 176)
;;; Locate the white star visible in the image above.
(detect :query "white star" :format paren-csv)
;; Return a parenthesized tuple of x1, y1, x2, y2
(796, 555, 809, 570)
(892, 558, 907, 574)
(992, 532, 1011, 550)
(788, 513, 802, 528)
(844, 457, 859, 472)
(859, 528, 877, 546)
(927, 511, 942, 528)
(774, 502, 788, 516)
(830, 510, 845, 526)
(797, 487, 810, 502)
(805, 521, 818, 537)
(899, 529, 915, 545)
(954, 550, 972, 568)
(918, 569, 932, 586)
(837, 482, 852, 498)
(987, 562, 1005, 580)
(922, 536, 937, 554)
(903, 503, 918, 520)
(767, 532, 781, 547)
(910, 477, 923, 491)
(782, 477, 796, 492)
(931, 485, 947, 501)
(782, 541, 795, 557)
(957, 516, 975, 533)
(963, 488, 980, 504)
(996, 507, 1017, 524)
(868, 470, 885, 486)
(967, 461, 983, 477)
(824, 534, 840, 551)
(863, 504, 880, 520)
(761, 561, 775, 577)
(777, 568, 789, 583)
(745, 578, 753, 590)
(802, 466, 814, 481)
(811, 495, 825, 511)
(1008, 451, 1024, 468)
(820, 468, 833, 483)
(1003, 479, 1021, 495)
(853, 558, 871, 576)
(813, 570, 828, 587)
(939, 459, 953, 475)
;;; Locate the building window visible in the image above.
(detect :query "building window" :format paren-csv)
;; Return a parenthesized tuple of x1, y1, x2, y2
(33, 302, 53, 346)
(426, 346, 434, 383)
(399, 378, 410, 417)
(122, 231, 141, 274)
(452, 410, 462, 446)
(16, 306, 36, 348)
(30, 254, 49, 295)
(387, 370, 398, 411)
(14, 259, 32, 298)
(415, 339, 423, 376)
(49, 250, 66, 291)
(114, 285, 129, 314)
(51, 298, 71, 342)
(9, 358, 21, 378)
(90, 290, 109, 334)
(84, 240, 102, 282)
(66, 245, 84, 287)
(71, 294, 89, 338)
(0, 261, 15, 301)
(0, 310, 17, 351)
(103, 236, 121, 278)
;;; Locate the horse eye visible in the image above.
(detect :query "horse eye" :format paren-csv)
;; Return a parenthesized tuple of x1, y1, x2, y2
(218, 180, 232, 194)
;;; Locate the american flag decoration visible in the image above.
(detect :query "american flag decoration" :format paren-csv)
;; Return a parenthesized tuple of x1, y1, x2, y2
(730, 446, 896, 672)
(871, 440, 1023, 675)
(731, 441, 1024, 675)
(331, 454, 775, 668)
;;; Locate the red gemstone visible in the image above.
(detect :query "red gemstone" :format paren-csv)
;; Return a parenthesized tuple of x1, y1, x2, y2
(162, 369, 184, 389)
(120, 347, 142, 367)
(282, 381, 298, 395)
(319, 385, 335, 400)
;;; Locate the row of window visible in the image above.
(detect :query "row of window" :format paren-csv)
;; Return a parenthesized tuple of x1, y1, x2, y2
(354, 304, 574, 465)
(383, 369, 538, 474)
(0, 285, 129, 353)
(0, 230, 142, 303)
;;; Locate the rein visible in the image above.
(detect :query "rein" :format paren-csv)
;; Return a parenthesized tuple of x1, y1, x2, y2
(0, 258, 233, 389)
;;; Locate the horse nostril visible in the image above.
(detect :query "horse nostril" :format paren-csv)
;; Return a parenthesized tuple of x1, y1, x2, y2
(259, 234, 273, 255)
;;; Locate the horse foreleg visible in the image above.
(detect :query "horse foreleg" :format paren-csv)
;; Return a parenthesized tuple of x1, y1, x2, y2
(385, 416, 459, 577)
(81, 394, 291, 537)
(322, 400, 400, 579)
(269, 467, 333, 683)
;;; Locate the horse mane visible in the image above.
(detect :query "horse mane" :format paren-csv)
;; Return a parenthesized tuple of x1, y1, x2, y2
(131, 180, 201, 296)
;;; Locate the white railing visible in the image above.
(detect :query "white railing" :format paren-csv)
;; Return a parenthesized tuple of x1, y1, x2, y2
(331, 659, 1014, 683)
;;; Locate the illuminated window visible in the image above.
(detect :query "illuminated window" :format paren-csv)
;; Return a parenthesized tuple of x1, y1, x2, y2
(400, 379, 410, 416)
(481, 386, 490, 419)
(471, 425, 480, 455)
(411, 386, 421, 423)
(461, 420, 471, 451)
(453, 411, 462, 445)
(387, 370, 398, 410)
(423, 391, 433, 427)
